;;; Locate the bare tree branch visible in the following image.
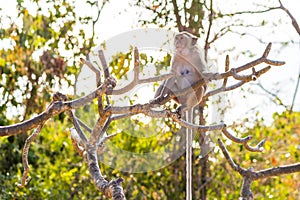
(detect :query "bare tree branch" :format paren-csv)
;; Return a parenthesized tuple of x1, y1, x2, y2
(171, 0, 184, 31)
(290, 72, 300, 112)
(16, 124, 45, 188)
(278, 0, 300, 35)
(217, 138, 300, 199)
(0, 77, 116, 136)
(204, 0, 213, 61)
(255, 81, 288, 109)
(275, 0, 300, 113)
(0, 43, 287, 199)
(220, 6, 281, 17)
(221, 127, 265, 152)
(76, 117, 92, 133)
(83, 48, 126, 200)
(80, 57, 101, 84)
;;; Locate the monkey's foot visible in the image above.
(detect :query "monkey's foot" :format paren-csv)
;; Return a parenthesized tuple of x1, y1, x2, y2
(176, 105, 189, 118)
(175, 107, 183, 119)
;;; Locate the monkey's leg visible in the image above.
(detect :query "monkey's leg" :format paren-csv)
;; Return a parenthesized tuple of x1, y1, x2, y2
(176, 84, 206, 117)
(154, 80, 166, 99)
(150, 78, 175, 105)
(185, 84, 206, 110)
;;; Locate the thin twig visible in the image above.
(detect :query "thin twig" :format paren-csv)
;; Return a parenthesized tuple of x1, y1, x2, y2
(17, 124, 45, 188)
(222, 55, 229, 87)
(221, 127, 265, 152)
(70, 128, 85, 156)
(256, 82, 288, 109)
(80, 57, 101, 84)
(220, 7, 281, 17)
(53, 92, 89, 146)
(204, 0, 213, 61)
(278, 0, 300, 35)
(76, 117, 92, 133)
(290, 71, 300, 113)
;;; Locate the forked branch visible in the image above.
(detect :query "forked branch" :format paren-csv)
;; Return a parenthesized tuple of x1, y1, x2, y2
(217, 139, 300, 199)
(0, 43, 286, 200)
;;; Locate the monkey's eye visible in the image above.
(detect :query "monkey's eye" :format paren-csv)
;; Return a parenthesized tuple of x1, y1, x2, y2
(186, 70, 190, 74)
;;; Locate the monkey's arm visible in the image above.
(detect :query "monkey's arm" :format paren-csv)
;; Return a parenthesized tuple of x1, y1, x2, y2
(150, 77, 177, 105)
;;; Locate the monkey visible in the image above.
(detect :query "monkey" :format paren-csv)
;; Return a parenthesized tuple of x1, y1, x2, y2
(151, 31, 208, 113)
(150, 31, 212, 199)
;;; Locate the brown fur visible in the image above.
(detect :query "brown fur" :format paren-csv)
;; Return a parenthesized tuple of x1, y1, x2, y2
(152, 31, 207, 111)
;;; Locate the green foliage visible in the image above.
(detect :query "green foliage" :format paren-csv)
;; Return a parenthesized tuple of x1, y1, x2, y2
(0, 0, 107, 199)
(0, 119, 98, 199)
(110, 51, 132, 79)
(0, 0, 97, 121)
(207, 111, 300, 199)
(135, 0, 206, 36)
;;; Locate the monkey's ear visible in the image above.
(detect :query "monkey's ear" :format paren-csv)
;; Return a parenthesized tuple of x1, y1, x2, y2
(191, 37, 198, 46)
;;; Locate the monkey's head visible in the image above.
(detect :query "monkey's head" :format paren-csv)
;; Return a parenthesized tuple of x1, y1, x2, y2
(174, 31, 198, 51)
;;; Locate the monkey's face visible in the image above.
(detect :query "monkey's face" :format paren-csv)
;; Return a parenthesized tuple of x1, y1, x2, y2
(174, 34, 189, 50)
(174, 32, 198, 52)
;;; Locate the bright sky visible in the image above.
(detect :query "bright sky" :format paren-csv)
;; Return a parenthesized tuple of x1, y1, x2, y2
(0, 0, 299, 125)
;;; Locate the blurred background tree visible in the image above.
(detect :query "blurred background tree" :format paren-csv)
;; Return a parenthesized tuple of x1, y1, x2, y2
(0, 0, 108, 199)
(0, 0, 299, 199)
